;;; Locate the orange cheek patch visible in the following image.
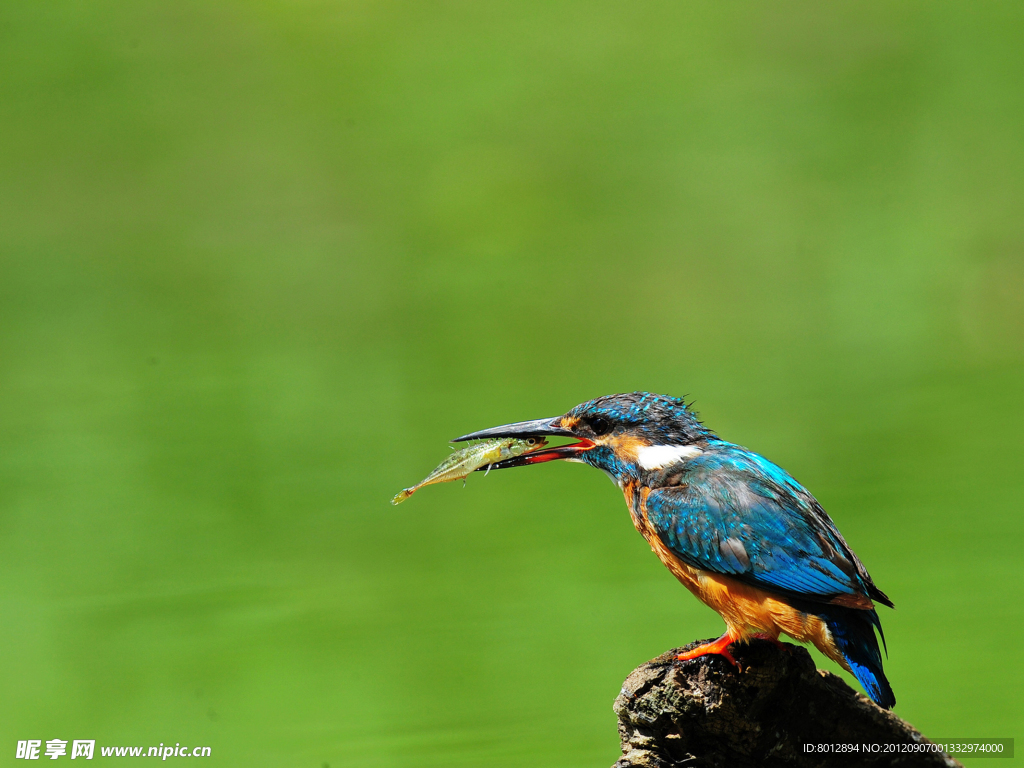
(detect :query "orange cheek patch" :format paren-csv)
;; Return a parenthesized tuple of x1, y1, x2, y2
(605, 434, 647, 462)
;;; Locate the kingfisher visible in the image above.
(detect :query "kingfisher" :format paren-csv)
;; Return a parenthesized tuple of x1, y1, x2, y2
(454, 391, 896, 709)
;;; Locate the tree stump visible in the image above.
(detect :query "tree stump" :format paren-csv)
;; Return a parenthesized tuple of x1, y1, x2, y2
(613, 639, 961, 768)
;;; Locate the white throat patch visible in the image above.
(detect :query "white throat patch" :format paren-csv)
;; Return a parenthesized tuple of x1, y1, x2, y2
(635, 444, 703, 470)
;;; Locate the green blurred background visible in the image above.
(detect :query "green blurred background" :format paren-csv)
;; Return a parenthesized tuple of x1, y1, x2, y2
(1, 2, 1022, 765)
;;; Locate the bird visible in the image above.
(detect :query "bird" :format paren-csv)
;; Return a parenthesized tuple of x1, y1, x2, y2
(453, 391, 895, 709)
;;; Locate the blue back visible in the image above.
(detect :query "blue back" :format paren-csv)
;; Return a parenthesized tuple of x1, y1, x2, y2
(642, 441, 889, 607)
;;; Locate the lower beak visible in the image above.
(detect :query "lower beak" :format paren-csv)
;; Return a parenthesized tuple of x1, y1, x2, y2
(451, 416, 595, 469)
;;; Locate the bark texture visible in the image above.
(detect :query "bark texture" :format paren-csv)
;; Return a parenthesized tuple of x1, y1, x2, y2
(613, 639, 961, 768)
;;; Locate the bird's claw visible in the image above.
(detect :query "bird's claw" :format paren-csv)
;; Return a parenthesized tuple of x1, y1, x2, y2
(675, 634, 742, 670)
(751, 633, 790, 653)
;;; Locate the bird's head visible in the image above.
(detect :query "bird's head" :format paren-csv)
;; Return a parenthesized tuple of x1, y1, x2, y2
(453, 392, 712, 484)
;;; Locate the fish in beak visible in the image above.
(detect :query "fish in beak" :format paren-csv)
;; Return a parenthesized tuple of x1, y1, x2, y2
(452, 416, 595, 469)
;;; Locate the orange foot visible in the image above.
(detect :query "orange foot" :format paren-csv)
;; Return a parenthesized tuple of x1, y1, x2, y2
(676, 632, 740, 668)
(751, 632, 789, 652)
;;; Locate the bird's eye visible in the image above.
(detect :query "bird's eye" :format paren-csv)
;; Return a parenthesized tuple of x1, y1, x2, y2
(588, 416, 611, 436)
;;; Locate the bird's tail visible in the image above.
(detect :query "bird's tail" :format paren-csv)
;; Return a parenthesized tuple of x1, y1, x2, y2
(815, 604, 895, 709)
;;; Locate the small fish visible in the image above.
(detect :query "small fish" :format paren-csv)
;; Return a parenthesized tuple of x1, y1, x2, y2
(391, 437, 547, 505)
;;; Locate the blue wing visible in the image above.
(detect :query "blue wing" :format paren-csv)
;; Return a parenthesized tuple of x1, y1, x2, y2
(643, 442, 891, 606)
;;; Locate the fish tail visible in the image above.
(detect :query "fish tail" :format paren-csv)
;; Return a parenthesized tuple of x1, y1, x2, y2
(390, 489, 414, 505)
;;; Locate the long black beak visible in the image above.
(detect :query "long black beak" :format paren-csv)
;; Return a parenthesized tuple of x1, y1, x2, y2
(452, 417, 572, 442)
(452, 416, 595, 469)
